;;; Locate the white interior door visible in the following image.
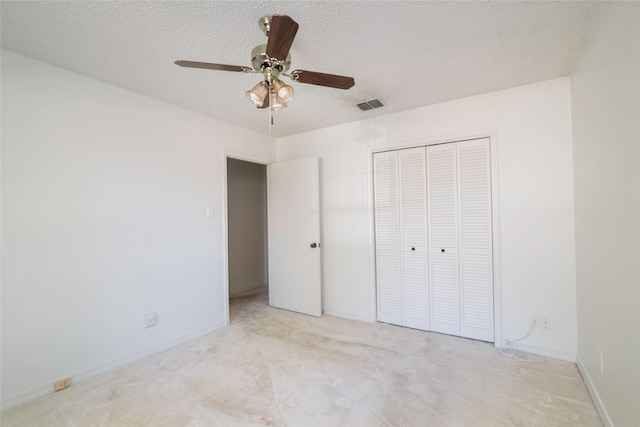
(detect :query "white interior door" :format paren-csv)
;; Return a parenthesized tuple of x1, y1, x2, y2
(374, 148, 429, 330)
(427, 143, 461, 336)
(373, 151, 402, 325)
(457, 138, 494, 341)
(267, 157, 322, 317)
(398, 148, 429, 330)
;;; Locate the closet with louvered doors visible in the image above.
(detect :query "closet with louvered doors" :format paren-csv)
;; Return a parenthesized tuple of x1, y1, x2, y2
(373, 138, 494, 342)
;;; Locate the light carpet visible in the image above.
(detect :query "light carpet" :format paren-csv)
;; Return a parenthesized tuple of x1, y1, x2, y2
(1, 287, 601, 426)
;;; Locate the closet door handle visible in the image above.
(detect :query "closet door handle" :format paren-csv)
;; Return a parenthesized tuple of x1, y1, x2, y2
(411, 247, 415, 251)
(310, 243, 318, 248)
(441, 249, 445, 253)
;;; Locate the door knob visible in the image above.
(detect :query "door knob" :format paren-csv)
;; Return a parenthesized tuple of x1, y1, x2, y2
(411, 247, 415, 251)
(310, 243, 318, 248)
(441, 249, 445, 253)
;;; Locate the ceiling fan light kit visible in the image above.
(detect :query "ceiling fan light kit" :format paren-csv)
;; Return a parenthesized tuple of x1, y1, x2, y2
(269, 93, 287, 111)
(176, 14, 355, 117)
(246, 81, 269, 107)
(273, 79, 294, 102)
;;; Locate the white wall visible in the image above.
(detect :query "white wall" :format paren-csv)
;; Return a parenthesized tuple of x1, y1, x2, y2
(277, 77, 577, 360)
(0, 50, 275, 409)
(227, 158, 267, 296)
(570, 3, 640, 426)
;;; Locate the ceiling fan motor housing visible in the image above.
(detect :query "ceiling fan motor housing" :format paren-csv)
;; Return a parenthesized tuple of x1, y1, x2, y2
(258, 16, 272, 36)
(251, 44, 291, 73)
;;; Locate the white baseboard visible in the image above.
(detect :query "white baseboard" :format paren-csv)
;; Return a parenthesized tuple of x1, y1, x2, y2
(577, 356, 613, 427)
(1, 321, 226, 412)
(501, 342, 577, 362)
(323, 309, 374, 323)
(229, 281, 265, 297)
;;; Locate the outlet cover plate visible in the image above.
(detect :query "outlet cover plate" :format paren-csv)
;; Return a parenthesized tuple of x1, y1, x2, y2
(144, 312, 158, 328)
(531, 315, 551, 329)
(54, 378, 72, 391)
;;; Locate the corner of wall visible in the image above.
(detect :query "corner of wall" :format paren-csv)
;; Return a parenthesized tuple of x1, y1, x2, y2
(577, 356, 614, 427)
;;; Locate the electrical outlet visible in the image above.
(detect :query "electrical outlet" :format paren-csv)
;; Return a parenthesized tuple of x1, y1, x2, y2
(54, 377, 72, 391)
(144, 312, 158, 329)
(540, 316, 550, 329)
(531, 315, 551, 329)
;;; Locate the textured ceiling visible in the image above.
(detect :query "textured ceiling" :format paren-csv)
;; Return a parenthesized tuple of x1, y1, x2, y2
(1, 1, 598, 137)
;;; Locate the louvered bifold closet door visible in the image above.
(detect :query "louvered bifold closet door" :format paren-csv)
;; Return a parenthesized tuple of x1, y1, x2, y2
(427, 144, 461, 336)
(374, 151, 402, 325)
(399, 148, 429, 330)
(457, 139, 494, 341)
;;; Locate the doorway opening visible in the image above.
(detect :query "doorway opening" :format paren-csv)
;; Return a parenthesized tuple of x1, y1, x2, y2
(226, 157, 269, 321)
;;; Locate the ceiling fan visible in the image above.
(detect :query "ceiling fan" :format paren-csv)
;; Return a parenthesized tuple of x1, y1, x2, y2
(175, 15, 355, 111)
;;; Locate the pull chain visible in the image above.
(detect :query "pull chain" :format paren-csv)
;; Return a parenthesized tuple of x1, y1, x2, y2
(268, 92, 273, 136)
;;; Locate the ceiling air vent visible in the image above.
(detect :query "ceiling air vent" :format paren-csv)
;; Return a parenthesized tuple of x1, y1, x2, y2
(356, 99, 384, 111)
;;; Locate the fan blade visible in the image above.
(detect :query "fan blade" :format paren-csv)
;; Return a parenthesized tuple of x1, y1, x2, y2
(266, 15, 299, 60)
(175, 60, 250, 72)
(292, 70, 355, 90)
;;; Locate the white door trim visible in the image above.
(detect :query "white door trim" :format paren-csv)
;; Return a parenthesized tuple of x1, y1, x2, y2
(222, 151, 273, 326)
(366, 127, 503, 347)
